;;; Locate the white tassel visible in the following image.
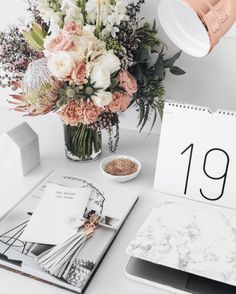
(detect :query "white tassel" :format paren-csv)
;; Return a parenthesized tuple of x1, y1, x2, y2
(37, 214, 100, 279)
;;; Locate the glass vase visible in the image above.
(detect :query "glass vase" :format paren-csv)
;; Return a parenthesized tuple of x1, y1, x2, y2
(63, 124, 102, 162)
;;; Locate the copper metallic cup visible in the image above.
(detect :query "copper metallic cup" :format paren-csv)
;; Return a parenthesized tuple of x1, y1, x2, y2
(184, 0, 236, 52)
(158, 0, 236, 57)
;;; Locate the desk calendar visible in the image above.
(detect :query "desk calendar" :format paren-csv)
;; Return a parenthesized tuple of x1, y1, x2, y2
(154, 101, 236, 209)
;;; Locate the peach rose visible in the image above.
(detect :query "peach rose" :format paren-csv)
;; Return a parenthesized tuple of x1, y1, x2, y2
(71, 61, 86, 85)
(107, 92, 131, 113)
(63, 22, 82, 35)
(59, 99, 102, 126)
(116, 70, 137, 95)
(46, 34, 74, 53)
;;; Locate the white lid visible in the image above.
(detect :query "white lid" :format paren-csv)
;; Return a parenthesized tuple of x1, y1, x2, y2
(158, 0, 211, 57)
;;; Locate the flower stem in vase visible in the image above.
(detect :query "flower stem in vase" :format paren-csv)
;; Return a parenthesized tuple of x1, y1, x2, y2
(64, 124, 102, 162)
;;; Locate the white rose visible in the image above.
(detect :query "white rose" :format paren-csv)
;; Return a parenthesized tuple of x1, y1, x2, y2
(47, 51, 74, 79)
(92, 91, 112, 108)
(90, 65, 111, 89)
(95, 51, 120, 74)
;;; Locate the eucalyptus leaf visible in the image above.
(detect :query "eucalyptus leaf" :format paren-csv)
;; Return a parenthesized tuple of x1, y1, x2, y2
(134, 64, 143, 82)
(164, 51, 182, 68)
(137, 46, 149, 62)
(155, 55, 165, 80)
(170, 66, 186, 75)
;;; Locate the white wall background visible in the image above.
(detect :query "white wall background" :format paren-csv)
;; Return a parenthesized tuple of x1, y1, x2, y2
(1, 0, 236, 133)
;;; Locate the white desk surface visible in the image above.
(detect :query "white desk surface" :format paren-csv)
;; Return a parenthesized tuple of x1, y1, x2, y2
(0, 107, 169, 294)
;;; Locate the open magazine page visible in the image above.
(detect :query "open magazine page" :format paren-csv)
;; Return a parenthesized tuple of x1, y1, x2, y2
(0, 170, 138, 293)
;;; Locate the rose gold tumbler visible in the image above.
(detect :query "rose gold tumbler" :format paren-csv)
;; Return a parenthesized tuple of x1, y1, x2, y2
(158, 0, 236, 57)
(185, 0, 236, 52)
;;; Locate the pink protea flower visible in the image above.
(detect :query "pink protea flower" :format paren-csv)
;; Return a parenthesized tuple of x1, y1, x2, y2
(116, 70, 138, 95)
(63, 22, 82, 35)
(107, 92, 131, 113)
(71, 61, 86, 85)
(59, 99, 103, 126)
(45, 34, 74, 53)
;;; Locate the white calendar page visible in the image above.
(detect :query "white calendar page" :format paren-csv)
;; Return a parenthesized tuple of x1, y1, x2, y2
(154, 101, 236, 209)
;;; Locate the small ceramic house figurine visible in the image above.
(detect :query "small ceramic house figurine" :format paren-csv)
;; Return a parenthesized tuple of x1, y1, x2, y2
(0, 122, 40, 176)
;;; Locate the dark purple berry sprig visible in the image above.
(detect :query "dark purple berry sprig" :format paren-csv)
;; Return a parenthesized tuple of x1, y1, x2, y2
(90, 112, 120, 153)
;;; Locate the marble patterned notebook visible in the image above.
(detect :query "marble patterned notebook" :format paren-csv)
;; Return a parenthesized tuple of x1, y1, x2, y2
(127, 199, 236, 287)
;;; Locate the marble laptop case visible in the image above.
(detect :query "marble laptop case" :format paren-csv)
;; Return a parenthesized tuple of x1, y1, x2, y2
(127, 199, 236, 287)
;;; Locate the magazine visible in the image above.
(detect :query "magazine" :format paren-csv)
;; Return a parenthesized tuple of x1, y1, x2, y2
(0, 170, 139, 293)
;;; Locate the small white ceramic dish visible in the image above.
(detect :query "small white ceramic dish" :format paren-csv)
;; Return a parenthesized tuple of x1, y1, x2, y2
(100, 155, 141, 183)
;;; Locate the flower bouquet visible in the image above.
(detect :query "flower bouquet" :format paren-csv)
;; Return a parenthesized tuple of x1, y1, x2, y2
(0, 0, 185, 161)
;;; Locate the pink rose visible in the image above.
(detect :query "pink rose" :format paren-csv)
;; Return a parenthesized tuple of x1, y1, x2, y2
(71, 61, 86, 85)
(116, 70, 137, 95)
(59, 99, 102, 126)
(46, 34, 74, 53)
(107, 92, 131, 113)
(63, 22, 82, 35)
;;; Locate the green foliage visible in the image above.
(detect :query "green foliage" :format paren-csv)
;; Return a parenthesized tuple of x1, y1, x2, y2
(106, 38, 123, 52)
(130, 22, 185, 131)
(130, 78, 165, 132)
(164, 51, 181, 67)
(22, 23, 46, 51)
(135, 21, 160, 49)
(170, 66, 186, 75)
